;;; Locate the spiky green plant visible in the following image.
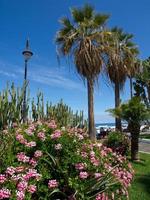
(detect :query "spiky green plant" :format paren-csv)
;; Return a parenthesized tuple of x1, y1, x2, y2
(0, 84, 87, 129)
(0, 83, 29, 129)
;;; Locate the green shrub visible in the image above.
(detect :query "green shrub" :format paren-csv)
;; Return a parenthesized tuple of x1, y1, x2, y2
(0, 121, 133, 199)
(0, 129, 16, 172)
(104, 131, 130, 156)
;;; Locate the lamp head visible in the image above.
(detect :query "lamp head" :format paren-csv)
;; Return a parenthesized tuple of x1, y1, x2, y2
(22, 39, 33, 61)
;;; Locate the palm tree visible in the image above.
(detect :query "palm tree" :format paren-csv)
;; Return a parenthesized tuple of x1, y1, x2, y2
(141, 57, 150, 104)
(56, 4, 109, 140)
(128, 59, 140, 99)
(105, 27, 138, 131)
(108, 97, 149, 160)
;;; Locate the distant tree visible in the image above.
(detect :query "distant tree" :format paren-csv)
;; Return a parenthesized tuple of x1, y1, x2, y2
(105, 27, 138, 131)
(108, 97, 149, 161)
(56, 4, 110, 140)
(134, 57, 150, 108)
(128, 59, 140, 99)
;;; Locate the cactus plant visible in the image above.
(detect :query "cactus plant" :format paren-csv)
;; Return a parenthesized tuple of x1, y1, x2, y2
(0, 83, 87, 129)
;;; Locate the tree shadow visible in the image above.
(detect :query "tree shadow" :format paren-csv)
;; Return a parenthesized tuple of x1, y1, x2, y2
(135, 174, 150, 194)
(130, 159, 146, 167)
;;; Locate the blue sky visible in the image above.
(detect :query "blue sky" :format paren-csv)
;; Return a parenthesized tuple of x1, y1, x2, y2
(0, 0, 150, 123)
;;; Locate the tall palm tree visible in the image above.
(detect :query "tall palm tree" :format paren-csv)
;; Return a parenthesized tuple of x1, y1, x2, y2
(56, 4, 109, 140)
(128, 58, 140, 99)
(142, 57, 150, 104)
(105, 27, 138, 131)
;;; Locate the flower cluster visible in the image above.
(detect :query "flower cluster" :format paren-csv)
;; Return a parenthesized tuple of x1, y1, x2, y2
(50, 130, 61, 139)
(0, 175, 6, 184)
(0, 120, 133, 199)
(46, 120, 57, 129)
(48, 180, 58, 188)
(0, 167, 40, 200)
(0, 188, 11, 199)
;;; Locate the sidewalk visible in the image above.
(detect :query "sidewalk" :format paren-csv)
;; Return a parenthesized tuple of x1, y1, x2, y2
(139, 138, 150, 153)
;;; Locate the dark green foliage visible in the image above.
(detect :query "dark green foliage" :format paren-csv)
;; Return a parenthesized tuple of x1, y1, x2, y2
(134, 57, 150, 109)
(108, 97, 149, 126)
(104, 131, 130, 156)
(107, 97, 150, 160)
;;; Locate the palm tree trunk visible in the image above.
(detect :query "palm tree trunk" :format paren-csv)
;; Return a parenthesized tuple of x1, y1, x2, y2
(87, 79, 95, 140)
(130, 77, 133, 99)
(147, 84, 150, 105)
(131, 126, 140, 161)
(115, 82, 122, 131)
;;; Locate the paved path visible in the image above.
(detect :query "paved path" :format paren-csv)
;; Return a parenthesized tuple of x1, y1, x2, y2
(139, 139, 150, 153)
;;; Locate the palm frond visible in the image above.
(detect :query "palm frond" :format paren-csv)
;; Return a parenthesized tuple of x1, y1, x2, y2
(94, 14, 109, 27)
(56, 4, 109, 82)
(82, 4, 94, 19)
(71, 7, 84, 23)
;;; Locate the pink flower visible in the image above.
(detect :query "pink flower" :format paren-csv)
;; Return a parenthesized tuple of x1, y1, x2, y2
(90, 151, 95, 157)
(13, 122, 18, 128)
(6, 166, 16, 176)
(128, 163, 132, 169)
(16, 134, 27, 145)
(94, 173, 102, 179)
(16, 190, 25, 200)
(15, 166, 25, 173)
(96, 193, 108, 200)
(75, 163, 86, 170)
(17, 152, 30, 163)
(48, 120, 57, 129)
(17, 181, 28, 192)
(100, 150, 107, 157)
(81, 151, 88, 158)
(92, 158, 100, 166)
(27, 185, 37, 193)
(79, 172, 88, 179)
(77, 134, 84, 140)
(34, 150, 43, 158)
(37, 132, 46, 141)
(50, 130, 61, 139)
(2, 130, 8, 135)
(96, 143, 102, 148)
(54, 144, 62, 150)
(28, 125, 36, 131)
(25, 141, 36, 148)
(16, 134, 24, 141)
(0, 188, 11, 199)
(11, 174, 23, 182)
(0, 175, 6, 184)
(106, 148, 112, 153)
(29, 158, 37, 167)
(24, 169, 42, 181)
(48, 180, 58, 188)
(25, 129, 34, 136)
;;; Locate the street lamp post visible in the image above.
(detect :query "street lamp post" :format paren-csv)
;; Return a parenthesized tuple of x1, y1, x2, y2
(22, 39, 33, 122)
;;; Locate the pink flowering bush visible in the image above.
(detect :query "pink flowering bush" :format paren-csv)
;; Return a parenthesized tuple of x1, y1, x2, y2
(0, 120, 134, 199)
(104, 131, 130, 156)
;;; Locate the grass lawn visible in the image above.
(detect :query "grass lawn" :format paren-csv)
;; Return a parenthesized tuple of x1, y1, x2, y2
(139, 134, 150, 139)
(129, 152, 150, 200)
